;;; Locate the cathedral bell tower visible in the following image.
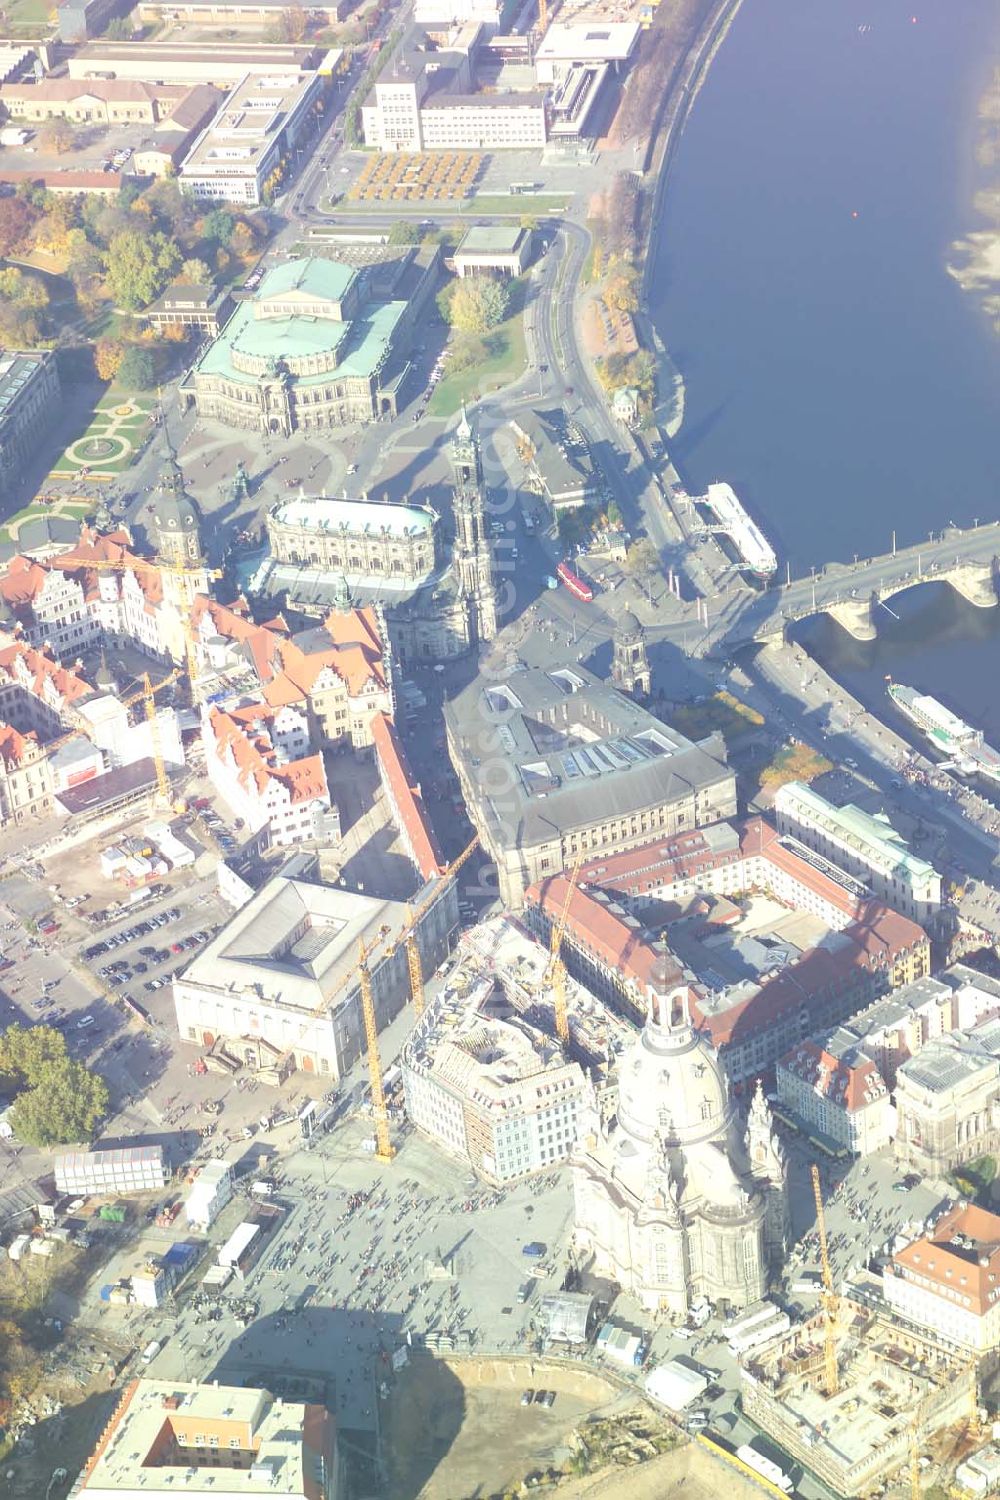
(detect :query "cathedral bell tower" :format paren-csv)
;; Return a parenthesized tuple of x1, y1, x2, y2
(611, 611, 651, 697)
(450, 406, 498, 646)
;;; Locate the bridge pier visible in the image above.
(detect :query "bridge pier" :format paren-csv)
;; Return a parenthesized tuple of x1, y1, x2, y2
(826, 593, 876, 642)
(942, 557, 1000, 610)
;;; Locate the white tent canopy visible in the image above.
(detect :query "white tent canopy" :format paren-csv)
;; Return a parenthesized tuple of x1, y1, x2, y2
(644, 1359, 708, 1411)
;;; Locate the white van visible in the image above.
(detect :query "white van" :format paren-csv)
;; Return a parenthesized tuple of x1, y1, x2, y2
(141, 1339, 162, 1364)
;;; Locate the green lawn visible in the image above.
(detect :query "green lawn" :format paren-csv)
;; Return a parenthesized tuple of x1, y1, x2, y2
(1, 0, 55, 30)
(51, 396, 155, 476)
(0, 497, 93, 547)
(326, 191, 570, 220)
(466, 193, 570, 216)
(426, 311, 526, 416)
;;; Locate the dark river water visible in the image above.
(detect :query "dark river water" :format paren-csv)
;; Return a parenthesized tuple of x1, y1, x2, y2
(651, 0, 1000, 738)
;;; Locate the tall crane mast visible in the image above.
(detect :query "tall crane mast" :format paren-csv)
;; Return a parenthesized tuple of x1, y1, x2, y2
(406, 928, 425, 1020)
(270, 835, 480, 1114)
(141, 672, 171, 807)
(358, 938, 394, 1162)
(810, 1163, 838, 1396)
(548, 860, 581, 1047)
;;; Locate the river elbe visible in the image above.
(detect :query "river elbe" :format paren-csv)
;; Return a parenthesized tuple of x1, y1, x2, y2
(651, 0, 1000, 741)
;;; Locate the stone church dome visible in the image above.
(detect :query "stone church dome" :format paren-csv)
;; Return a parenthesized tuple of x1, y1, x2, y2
(616, 991, 732, 1150)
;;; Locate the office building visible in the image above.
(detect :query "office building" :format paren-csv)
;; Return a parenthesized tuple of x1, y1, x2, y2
(884, 1202, 1000, 1354)
(402, 975, 591, 1183)
(894, 1012, 1000, 1176)
(775, 976, 955, 1154)
(0, 351, 60, 499)
(179, 69, 323, 205)
(138, 0, 347, 24)
(773, 780, 942, 926)
(173, 857, 456, 1080)
(453, 224, 532, 278)
(145, 282, 233, 338)
(361, 30, 546, 152)
(447, 664, 736, 907)
(73, 1378, 338, 1498)
(68, 40, 323, 86)
(509, 409, 597, 512)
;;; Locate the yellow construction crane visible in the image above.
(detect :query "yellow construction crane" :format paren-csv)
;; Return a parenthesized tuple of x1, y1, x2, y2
(394, 835, 480, 1021)
(43, 667, 179, 763)
(358, 938, 394, 1162)
(271, 834, 480, 1120)
(811, 1163, 838, 1396)
(141, 672, 171, 807)
(547, 859, 581, 1047)
(406, 922, 425, 1020)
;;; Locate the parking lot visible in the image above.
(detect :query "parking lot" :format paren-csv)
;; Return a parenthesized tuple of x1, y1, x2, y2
(0, 121, 151, 180)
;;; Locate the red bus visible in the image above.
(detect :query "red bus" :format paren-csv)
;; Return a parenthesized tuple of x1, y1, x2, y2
(556, 560, 594, 603)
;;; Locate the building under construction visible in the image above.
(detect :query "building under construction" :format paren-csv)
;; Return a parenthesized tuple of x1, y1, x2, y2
(739, 1300, 974, 1497)
(400, 915, 630, 1182)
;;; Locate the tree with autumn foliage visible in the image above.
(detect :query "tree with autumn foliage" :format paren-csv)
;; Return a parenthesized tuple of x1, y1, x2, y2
(0, 195, 37, 257)
(94, 338, 125, 381)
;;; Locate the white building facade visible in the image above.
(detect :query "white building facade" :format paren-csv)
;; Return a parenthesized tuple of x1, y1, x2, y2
(402, 980, 592, 1183)
(774, 780, 943, 926)
(572, 992, 788, 1318)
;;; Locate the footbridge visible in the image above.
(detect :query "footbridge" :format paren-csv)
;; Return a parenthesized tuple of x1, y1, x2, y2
(711, 522, 1000, 652)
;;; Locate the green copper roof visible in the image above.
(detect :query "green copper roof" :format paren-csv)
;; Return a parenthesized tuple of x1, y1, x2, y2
(256, 256, 358, 302)
(194, 297, 408, 386)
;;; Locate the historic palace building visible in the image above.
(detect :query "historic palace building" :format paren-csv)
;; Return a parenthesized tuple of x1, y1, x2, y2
(251, 410, 499, 665)
(265, 495, 437, 587)
(181, 257, 411, 433)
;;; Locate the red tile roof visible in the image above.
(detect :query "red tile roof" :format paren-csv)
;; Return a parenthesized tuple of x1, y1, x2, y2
(892, 1203, 1000, 1317)
(0, 532, 169, 613)
(0, 635, 92, 706)
(526, 874, 683, 1000)
(194, 599, 386, 704)
(371, 712, 444, 881)
(0, 723, 38, 767)
(779, 1036, 886, 1112)
(577, 814, 863, 922)
(688, 903, 927, 1050)
(207, 705, 328, 807)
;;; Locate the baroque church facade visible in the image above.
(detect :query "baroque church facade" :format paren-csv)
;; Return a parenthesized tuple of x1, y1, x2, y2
(572, 989, 788, 1318)
(253, 409, 500, 665)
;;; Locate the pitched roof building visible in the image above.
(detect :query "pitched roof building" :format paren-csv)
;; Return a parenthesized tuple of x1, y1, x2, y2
(446, 664, 736, 907)
(192, 599, 393, 749)
(885, 1202, 1000, 1352)
(371, 710, 444, 882)
(202, 699, 335, 848)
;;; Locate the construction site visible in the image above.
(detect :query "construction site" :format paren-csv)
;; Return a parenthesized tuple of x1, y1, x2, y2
(739, 1301, 976, 1498)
